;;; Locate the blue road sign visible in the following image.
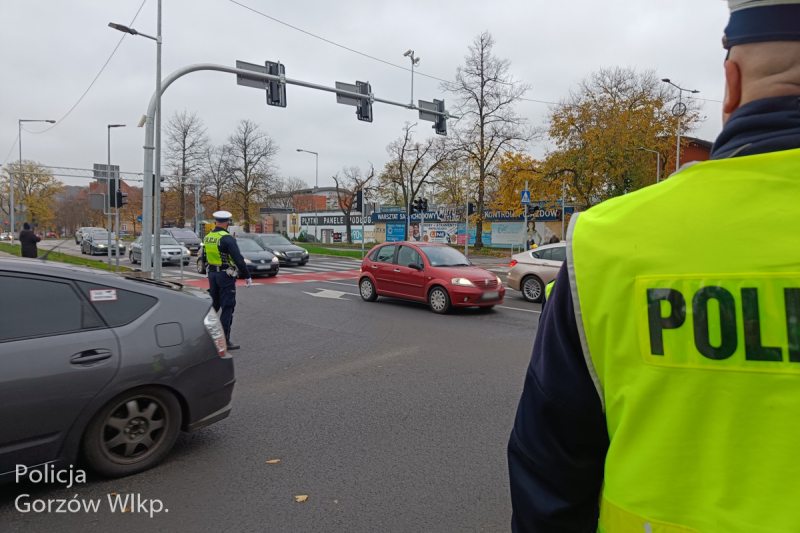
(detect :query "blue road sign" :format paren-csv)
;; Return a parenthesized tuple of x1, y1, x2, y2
(520, 190, 531, 204)
(137, 216, 143, 223)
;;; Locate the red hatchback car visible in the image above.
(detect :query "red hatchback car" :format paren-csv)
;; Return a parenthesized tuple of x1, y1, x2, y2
(358, 242, 504, 314)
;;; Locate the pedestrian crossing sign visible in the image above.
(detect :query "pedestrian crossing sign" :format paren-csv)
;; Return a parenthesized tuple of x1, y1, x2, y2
(520, 191, 531, 205)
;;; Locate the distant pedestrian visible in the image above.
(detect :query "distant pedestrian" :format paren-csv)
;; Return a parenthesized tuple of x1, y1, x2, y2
(19, 223, 41, 258)
(548, 235, 560, 244)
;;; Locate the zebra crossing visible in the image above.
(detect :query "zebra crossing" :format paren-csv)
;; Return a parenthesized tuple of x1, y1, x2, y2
(176, 258, 363, 287)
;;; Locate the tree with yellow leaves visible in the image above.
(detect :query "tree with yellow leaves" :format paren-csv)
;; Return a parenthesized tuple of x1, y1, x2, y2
(1, 161, 64, 232)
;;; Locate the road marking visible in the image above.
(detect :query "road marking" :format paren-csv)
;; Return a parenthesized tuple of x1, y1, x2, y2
(316, 287, 359, 296)
(302, 289, 353, 299)
(497, 305, 540, 314)
(321, 280, 359, 288)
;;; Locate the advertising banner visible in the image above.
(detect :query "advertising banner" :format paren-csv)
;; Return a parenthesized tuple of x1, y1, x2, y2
(456, 222, 492, 246)
(492, 222, 525, 246)
(386, 223, 406, 242)
(423, 223, 459, 244)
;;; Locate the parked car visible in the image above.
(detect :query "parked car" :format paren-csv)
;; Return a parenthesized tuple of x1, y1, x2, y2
(238, 233, 309, 266)
(161, 228, 203, 256)
(0, 257, 233, 480)
(196, 238, 279, 277)
(75, 227, 105, 244)
(358, 242, 504, 314)
(506, 242, 566, 303)
(129, 235, 191, 266)
(81, 232, 127, 256)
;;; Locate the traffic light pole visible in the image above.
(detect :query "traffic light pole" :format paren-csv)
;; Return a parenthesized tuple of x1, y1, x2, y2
(140, 62, 456, 279)
(523, 180, 528, 251)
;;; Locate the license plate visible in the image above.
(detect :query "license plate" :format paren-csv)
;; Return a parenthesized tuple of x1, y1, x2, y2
(257, 265, 272, 270)
(483, 291, 499, 300)
(290, 258, 301, 262)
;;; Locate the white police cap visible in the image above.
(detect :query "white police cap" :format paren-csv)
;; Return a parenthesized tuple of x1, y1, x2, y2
(212, 211, 233, 221)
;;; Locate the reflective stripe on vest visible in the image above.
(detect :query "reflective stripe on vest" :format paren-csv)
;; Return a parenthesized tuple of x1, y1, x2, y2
(545, 280, 555, 300)
(567, 147, 800, 532)
(203, 229, 230, 266)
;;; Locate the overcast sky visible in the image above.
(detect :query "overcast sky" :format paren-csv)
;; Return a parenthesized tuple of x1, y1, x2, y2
(0, 0, 729, 189)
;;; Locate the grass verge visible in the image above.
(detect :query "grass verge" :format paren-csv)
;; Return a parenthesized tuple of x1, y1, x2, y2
(297, 244, 364, 259)
(0, 242, 133, 272)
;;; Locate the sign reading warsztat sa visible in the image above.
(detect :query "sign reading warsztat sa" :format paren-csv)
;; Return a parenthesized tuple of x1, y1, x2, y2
(371, 203, 574, 223)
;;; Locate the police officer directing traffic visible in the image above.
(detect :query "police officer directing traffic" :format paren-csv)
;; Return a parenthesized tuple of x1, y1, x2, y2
(204, 211, 251, 351)
(508, 1, 800, 531)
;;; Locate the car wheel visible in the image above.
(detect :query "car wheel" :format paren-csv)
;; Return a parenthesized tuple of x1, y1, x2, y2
(196, 259, 206, 274)
(521, 275, 544, 303)
(129, 252, 137, 264)
(359, 277, 378, 302)
(428, 286, 452, 314)
(82, 386, 181, 478)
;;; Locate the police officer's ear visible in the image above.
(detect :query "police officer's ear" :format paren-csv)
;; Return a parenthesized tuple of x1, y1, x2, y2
(723, 59, 742, 124)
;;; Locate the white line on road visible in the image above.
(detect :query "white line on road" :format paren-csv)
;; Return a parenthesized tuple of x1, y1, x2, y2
(497, 305, 541, 314)
(321, 280, 359, 288)
(316, 287, 360, 296)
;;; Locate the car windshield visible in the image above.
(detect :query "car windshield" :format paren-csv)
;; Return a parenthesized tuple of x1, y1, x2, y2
(91, 233, 115, 240)
(236, 239, 265, 252)
(159, 236, 180, 246)
(170, 230, 198, 239)
(420, 246, 471, 267)
(260, 234, 292, 245)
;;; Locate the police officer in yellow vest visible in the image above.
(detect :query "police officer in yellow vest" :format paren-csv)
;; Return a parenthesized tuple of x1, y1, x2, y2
(508, 2, 800, 531)
(204, 211, 251, 351)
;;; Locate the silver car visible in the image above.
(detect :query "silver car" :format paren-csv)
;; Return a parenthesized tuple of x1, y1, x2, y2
(129, 235, 191, 266)
(506, 242, 566, 302)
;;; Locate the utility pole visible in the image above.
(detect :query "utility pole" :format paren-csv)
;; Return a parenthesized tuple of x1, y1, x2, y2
(420, 186, 425, 242)
(523, 180, 528, 251)
(153, 0, 163, 280)
(561, 178, 566, 241)
(464, 166, 470, 258)
(661, 79, 699, 172)
(108, 124, 125, 271)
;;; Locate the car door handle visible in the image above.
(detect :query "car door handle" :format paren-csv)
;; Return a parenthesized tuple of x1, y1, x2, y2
(394, 269, 401, 273)
(371, 265, 377, 269)
(70, 349, 113, 365)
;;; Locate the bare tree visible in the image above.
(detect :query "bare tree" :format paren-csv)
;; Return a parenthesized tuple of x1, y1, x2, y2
(164, 111, 209, 227)
(378, 123, 448, 237)
(332, 165, 375, 244)
(201, 145, 233, 213)
(225, 120, 279, 232)
(442, 31, 536, 248)
(268, 176, 309, 208)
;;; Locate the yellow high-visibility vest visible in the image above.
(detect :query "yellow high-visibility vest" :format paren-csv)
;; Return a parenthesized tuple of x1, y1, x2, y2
(567, 148, 800, 533)
(203, 229, 230, 266)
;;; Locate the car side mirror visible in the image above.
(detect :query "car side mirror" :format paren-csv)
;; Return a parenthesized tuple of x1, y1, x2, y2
(408, 263, 423, 271)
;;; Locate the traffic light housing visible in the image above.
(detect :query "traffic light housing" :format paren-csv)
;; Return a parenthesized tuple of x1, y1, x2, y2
(355, 189, 364, 212)
(420, 198, 428, 212)
(434, 99, 447, 136)
(467, 202, 476, 215)
(555, 209, 562, 221)
(152, 175, 165, 196)
(266, 61, 287, 108)
(116, 190, 128, 208)
(356, 81, 372, 123)
(525, 205, 540, 217)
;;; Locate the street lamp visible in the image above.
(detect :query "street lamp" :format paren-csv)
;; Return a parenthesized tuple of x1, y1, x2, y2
(15, 119, 56, 243)
(661, 79, 699, 172)
(403, 50, 420, 107)
(110, 1, 162, 279)
(637, 147, 662, 184)
(108, 124, 125, 271)
(296, 149, 319, 243)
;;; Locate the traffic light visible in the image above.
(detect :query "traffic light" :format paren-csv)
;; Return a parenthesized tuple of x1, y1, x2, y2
(433, 99, 447, 136)
(116, 190, 128, 208)
(467, 202, 476, 215)
(108, 179, 118, 207)
(356, 81, 372, 123)
(266, 61, 287, 108)
(555, 209, 562, 221)
(525, 205, 540, 217)
(355, 189, 364, 213)
(420, 198, 428, 212)
(152, 175, 165, 196)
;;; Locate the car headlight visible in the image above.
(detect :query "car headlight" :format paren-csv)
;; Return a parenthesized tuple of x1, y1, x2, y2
(244, 258, 252, 264)
(496, 275, 503, 284)
(272, 256, 279, 263)
(302, 250, 308, 255)
(97, 244, 106, 248)
(451, 277, 475, 287)
(274, 251, 285, 256)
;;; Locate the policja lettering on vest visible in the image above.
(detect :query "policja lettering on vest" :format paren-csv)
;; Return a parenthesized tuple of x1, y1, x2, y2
(506, 1, 800, 531)
(203, 211, 252, 351)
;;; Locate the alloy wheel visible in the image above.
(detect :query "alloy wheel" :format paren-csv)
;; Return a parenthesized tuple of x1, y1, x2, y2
(430, 289, 447, 312)
(523, 277, 542, 302)
(101, 396, 168, 464)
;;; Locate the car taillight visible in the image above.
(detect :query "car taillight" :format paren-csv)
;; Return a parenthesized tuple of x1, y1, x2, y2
(510, 260, 517, 268)
(203, 307, 227, 356)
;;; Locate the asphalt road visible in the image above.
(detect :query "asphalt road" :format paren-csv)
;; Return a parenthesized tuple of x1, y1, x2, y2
(0, 274, 540, 532)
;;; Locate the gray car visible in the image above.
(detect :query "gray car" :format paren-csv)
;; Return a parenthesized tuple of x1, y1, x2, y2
(239, 233, 309, 266)
(81, 232, 126, 256)
(0, 257, 234, 480)
(75, 226, 105, 245)
(129, 235, 191, 266)
(161, 228, 203, 256)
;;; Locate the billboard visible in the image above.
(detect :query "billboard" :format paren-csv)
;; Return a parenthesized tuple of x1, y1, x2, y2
(492, 222, 525, 246)
(386, 223, 406, 242)
(457, 222, 492, 246)
(423, 223, 459, 244)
